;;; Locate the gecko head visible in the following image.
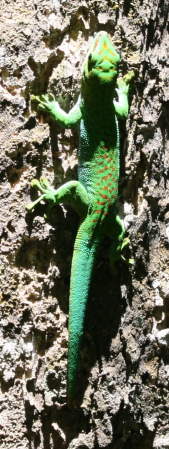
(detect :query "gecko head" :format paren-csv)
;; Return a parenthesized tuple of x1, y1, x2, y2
(82, 31, 120, 84)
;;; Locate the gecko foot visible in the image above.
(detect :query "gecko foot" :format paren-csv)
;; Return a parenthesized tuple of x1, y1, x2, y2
(26, 177, 56, 211)
(31, 93, 56, 115)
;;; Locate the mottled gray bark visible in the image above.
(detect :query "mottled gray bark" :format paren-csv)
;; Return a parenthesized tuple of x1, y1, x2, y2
(0, 0, 169, 448)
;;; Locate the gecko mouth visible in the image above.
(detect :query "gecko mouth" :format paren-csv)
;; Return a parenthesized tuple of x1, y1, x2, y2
(88, 57, 118, 79)
(95, 67, 117, 74)
(90, 65, 118, 82)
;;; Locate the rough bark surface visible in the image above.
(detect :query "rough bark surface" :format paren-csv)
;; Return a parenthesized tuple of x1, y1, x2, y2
(0, 0, 169, 448)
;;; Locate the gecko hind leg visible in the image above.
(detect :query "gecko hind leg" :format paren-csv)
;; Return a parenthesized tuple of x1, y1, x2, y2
(109, 214, 126, 265)
(26, 177, 89, 217)
(109, 215, 133, 267)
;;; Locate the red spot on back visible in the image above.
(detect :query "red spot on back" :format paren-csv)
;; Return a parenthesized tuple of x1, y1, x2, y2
(106, 181, 115, 187)
(95, 153, 111, 161)
(102, 174, 111, 180)
(103, 165, 111, 171)
(100, 193, 109, 199)
(97, 201, 106, 205)
(96, 160, 105, 166)
(97, 168, 106, 174)
(102, 186, 109, 191)
(97, 166, 113, 174)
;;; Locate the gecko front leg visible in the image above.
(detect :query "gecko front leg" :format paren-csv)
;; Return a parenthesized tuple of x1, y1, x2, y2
(114, 70, 135, 118)
(31, 94, 82, 127)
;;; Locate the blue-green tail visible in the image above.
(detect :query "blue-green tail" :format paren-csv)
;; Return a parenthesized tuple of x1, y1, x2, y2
(67, 227, 98, 405)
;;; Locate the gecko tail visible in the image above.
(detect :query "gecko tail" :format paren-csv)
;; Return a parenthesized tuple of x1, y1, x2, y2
(67, 232, 98, 406)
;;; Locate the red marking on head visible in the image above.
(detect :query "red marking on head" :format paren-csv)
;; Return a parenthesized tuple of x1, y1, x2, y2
(93, 39, 99, 50)
(103, 43, 109, 51)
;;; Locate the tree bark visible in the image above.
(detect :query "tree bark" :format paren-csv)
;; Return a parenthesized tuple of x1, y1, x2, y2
(0, 0, 169, 448)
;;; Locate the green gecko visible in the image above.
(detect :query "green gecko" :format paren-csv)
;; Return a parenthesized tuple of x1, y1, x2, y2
(27, 31, 134, 406)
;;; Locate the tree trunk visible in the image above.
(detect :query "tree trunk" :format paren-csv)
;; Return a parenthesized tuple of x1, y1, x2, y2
(0, 0, 169, 448)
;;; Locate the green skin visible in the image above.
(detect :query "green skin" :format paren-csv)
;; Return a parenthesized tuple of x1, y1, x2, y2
(28, 31, 134, 406)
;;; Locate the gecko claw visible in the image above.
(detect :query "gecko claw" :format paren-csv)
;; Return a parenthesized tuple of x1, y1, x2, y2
(30, 177, 50, 192)
(123, 70, 135, 85)
(31, 94, 39, 102)
(120, 237, 134, 265)
(30, 179, 41, 188)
